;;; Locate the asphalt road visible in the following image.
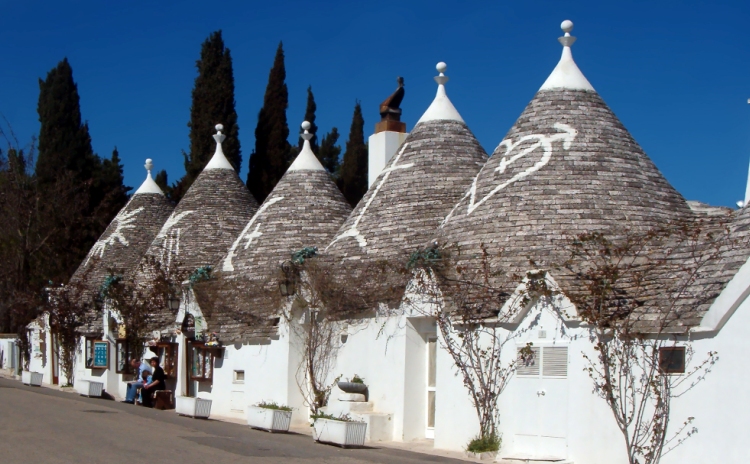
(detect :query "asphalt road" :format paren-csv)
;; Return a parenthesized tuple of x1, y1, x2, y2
(0, 377, 464, 464)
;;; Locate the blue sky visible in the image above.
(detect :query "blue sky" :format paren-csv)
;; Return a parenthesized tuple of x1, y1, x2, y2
(1, 0, 748, 207)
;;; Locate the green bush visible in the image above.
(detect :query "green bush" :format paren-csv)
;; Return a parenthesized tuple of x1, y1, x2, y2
(311, 412, 353, 422)
(466, 433, 501, 453)
(350, 374, 365, 384)
(256, 401, 292, 411)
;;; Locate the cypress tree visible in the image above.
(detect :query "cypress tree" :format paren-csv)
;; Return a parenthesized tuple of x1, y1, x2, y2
(317, 128, 341, 177)
(35, 58, 131, 279)
(36, 58, 99, 186)
(154, 170, 170, 196)
(95, 147, 131, 225)
(172, 30, 240, 201)
(297, 86, 318, 153)
(247, 42, 290, 203)
(338, 101, 368, 207)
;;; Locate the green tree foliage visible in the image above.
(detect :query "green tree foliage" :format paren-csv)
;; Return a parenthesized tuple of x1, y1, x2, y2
(172, 30, 240, 201)
(35, 58, 99, 186)
(154, 169, 171, 197)
(317, 128, 341, 178)
(338, 101, 368, 207)
(0, 132, 89, 336)
(34, 58, 130, 281)
(248, 42, 290, 204)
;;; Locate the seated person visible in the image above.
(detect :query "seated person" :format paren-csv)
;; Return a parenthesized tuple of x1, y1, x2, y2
(141, 356, 166, 408)
(123, 358, 152, 404)
(137, 370, 152, 405)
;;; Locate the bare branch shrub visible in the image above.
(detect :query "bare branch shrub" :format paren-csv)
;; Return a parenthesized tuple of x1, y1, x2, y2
(405, 244, 536, 451)
(557, 219, 738, 464)
(101, 256, 187, 361)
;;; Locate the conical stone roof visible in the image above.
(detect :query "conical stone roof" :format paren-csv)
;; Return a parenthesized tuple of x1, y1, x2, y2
(325, 63, 488, 264)
(137, 126, 258, 329)
(438, 21, 692, 301)
(193, 122, 352, 342)
(72, 160, 174, 334)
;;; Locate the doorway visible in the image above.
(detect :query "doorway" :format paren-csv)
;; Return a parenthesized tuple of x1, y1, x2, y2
(513, 344, 568, 459)
(425, 336, 437, 439)
(51, 333, 59, 385)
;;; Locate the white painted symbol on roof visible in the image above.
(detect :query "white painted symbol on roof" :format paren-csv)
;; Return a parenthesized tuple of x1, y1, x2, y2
(222, 196, 284, 272)
(155, 210, 194, 269)
(444, 123, 577, 222)
(84, 206, 145, 266)
(327, 143, 414, 250)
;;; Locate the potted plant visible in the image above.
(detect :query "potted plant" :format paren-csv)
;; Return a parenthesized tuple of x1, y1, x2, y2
(175, 393, 212, 419)
(21, 371, 43, 386)
(465, 434, 501, 461)
(312, 412, 367, 447)
(247, 402, 293, 432)
(337, 374, 367, 394)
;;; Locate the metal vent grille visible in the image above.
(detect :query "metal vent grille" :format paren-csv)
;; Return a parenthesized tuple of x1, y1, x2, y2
(542, 346, 568, 378)
(516, 346, 541, 376)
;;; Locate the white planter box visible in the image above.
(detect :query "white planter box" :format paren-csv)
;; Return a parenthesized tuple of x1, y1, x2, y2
(76, 379, 104, 397)
(175, 396, 212, 418)
(247, 406, 292, 432)
(466, 450, 498, 461)
(21, 371, 43, 386)
(313, 418, 367, 448)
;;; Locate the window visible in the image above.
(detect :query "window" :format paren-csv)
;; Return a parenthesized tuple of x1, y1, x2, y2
(116, 339, 132, 374)
(659, 347, 685, 374)
(153, 343, 178, 378)
(234, 370, 245, 383)
(85, 338, 95, 369)
(517, 346, 568, 378)
(189, 343, 216, 381)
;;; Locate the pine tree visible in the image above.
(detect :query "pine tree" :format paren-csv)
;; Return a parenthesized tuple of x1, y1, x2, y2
(338, 102, 368, 207)
(298, 86, 319, 153)
(318, 128, 341, 177)
(247, 42, 290, 203)
(172, 30, 240, 201)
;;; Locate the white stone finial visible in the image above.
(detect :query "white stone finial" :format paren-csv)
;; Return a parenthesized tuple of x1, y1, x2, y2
(417, 61, 464, 124)
(558, 19, 577, 47)
(213, 124, 226, 144)
(134, 158, 164, 195)
(205, 122, 234, 170)
(434, 62, 449, 86)
(539, 19, 594, 91)
(289, 120, 324, 171)
(301, 121, 313, 141)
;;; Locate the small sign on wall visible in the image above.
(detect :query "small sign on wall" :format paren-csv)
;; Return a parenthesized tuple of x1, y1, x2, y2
(92, 341, 109, 369)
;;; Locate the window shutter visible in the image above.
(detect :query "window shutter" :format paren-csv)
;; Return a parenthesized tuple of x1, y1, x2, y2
(517, 346, 541, 376)
(542, 346, 568, 378)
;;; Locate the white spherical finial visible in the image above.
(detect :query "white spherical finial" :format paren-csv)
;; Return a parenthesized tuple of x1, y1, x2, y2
(436, 62, 447, 74)
(215, 124, 224, 132)
(561, 20, 574, 33)
(145, 159, 153, 171)
(301, 121, 311, 131)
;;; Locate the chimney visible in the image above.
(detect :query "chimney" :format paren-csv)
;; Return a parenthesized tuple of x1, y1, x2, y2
(368, 77, 408, 187)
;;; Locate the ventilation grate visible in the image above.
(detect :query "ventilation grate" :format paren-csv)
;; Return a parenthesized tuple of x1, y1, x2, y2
(542, 346, 568, 377)
(516, 346, 541, 376)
